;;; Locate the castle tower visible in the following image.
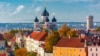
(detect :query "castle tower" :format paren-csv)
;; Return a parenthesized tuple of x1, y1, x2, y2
(34, 16, 39, 30)
(86, 15, 93, 30)
(41, 8, 49, 23)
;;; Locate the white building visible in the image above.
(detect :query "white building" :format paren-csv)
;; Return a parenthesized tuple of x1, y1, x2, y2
(86, 15, 93, 30)
(25, 31, 48, 56)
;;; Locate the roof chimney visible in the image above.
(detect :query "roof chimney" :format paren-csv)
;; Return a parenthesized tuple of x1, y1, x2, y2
(68, 35, 71, 39)
(84, 40, 87, 47)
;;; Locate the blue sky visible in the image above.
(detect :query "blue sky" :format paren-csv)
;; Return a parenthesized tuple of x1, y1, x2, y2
(0, 0, 100, 23)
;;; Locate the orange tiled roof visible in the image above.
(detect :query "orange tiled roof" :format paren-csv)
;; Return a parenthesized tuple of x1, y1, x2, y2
(30, 31, 48, 41)
(30, 31, 40, 38)
(55, 37, 84, 48)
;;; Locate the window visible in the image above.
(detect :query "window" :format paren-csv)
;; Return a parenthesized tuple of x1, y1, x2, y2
(80, 49, 81, 52)
(90, 48, 92, 51)
(92, 53, 94, 56)
(74, 49, 76, 51)
(96, 53, 98, 56)
(96, 48, 98, 51)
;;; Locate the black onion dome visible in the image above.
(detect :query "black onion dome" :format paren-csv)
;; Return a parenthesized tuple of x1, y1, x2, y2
(34, 16, 39, 22)
(41, 8, 49, 16)
(46, 17, 49, 22)
(52, 16, 57, 22)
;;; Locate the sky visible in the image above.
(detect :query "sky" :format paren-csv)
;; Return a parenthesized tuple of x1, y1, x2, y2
(0, 0, 100, 23)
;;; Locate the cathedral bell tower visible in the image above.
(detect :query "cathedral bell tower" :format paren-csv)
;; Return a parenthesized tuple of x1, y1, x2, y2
(34, 16, 39, 30)
(41, 7, 49, 23)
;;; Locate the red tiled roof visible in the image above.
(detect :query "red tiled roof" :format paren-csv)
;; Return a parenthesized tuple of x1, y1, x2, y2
(35, 32, 47, 41)
(0, 54, 6, 56)
(55, 37, 84, 48)
(30, 31, 48, 41)
(30, 31, 40, 38)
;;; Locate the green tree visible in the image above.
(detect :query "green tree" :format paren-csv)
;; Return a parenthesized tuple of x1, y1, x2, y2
(58, 24, 70, 37)
(45, 31, 60, 52)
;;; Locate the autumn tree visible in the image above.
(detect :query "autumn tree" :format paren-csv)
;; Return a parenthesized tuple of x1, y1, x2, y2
(14, 48, 27, 56)
(67, 30, 78, 37)
(45, 30, 60, 52)
(27, 52, 37, 56)
(58, 24, 70, 37)
(9, 30, 19, 36)
(95, 26, 100, 32)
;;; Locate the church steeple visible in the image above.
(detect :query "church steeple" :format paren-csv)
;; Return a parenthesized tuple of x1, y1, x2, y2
(52, 16, 57, 22)
(41, 7, 49, 16)
(34, 16, 39, 22)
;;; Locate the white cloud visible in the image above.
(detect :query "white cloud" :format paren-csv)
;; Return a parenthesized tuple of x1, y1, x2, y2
(10, 5, 24, 16)
(34, 6, 41, 12)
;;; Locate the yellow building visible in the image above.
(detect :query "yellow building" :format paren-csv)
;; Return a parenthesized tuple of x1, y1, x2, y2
(53, 37, 87, 56)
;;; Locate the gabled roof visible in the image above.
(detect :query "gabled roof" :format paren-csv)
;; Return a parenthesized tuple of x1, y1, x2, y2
(30, 31, 48, 41)
(55, 37, 84, 48)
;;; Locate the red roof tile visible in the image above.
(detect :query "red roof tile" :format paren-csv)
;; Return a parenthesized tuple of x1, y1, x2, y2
(30, 31, 40, 38)
(30, 31, 48, 41)
(55, 37, 84, 48)
(35, 32, 48, 41)
(0, 54, 6, 56)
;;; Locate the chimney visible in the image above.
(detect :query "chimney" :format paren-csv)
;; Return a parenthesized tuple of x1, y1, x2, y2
(68, 35, 71, 39)
(84, 40, 87, 47)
